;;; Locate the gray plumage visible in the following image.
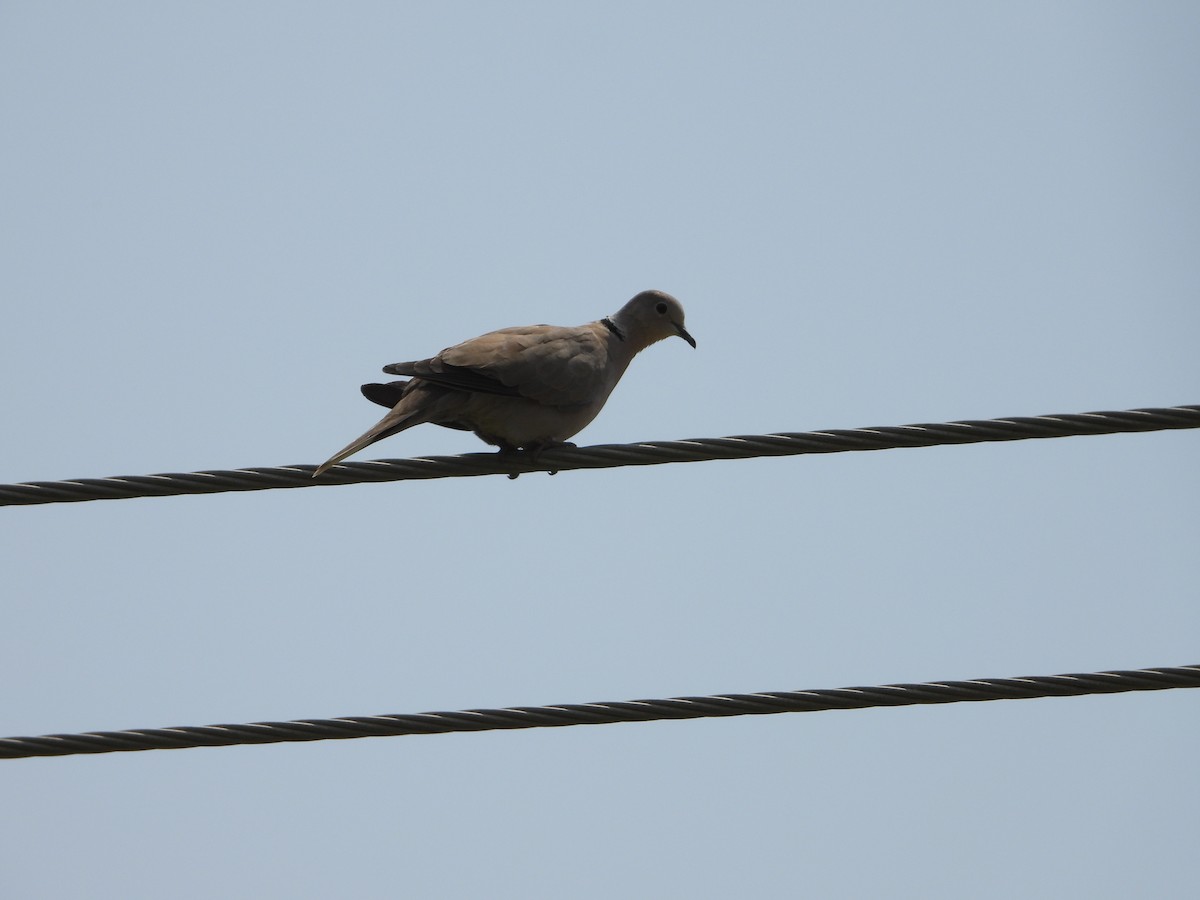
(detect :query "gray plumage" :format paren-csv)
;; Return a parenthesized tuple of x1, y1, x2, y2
(313, 290, 694, 476)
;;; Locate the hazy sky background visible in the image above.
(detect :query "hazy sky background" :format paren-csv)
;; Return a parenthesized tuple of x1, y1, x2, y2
(2, 3, 1197, 897)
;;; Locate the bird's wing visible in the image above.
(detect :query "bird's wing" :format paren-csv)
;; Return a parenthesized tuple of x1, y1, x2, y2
(384, 324, 611, 407)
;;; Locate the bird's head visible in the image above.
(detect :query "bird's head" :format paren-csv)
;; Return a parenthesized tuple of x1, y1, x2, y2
(610, 290, 696, 351)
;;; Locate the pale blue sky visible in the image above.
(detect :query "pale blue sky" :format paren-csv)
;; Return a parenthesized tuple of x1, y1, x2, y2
(2, 3, 1198, 897)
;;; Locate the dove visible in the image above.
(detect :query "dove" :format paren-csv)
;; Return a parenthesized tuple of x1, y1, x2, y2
(313, 289, 695, 476)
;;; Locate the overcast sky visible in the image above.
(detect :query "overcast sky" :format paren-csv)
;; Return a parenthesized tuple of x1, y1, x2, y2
(2, 3, 1198, 898)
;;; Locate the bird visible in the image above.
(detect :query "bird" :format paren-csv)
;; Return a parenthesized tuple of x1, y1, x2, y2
(312, 289, 695, 477)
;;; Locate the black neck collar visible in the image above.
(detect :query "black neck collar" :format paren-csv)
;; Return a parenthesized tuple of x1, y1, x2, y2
(601, 317, 625, 341)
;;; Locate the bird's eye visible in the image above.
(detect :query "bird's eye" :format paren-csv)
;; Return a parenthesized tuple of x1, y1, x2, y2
(655, 302, 668, 315)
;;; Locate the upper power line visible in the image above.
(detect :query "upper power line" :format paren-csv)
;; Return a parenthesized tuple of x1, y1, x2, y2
(2, 403, 1197, 507)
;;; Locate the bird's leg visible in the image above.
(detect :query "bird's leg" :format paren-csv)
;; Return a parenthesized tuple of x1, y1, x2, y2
(491, 442, 525, 480)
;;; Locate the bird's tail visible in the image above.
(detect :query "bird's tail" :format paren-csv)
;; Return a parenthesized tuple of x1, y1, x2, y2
(312, 408, 427, 478)
(361, 380, 410, 409)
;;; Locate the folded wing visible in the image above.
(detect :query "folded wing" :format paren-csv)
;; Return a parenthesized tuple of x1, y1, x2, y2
(383, 324, 609, 407)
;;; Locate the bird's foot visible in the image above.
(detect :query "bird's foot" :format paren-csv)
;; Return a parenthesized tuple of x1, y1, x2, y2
(530, 441, 575, 475)
(502, 442, 576, 479)
(495, 444, 524, 480)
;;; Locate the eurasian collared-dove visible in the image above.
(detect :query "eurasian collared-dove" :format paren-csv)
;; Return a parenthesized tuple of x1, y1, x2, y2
(313, 289, 695, 476)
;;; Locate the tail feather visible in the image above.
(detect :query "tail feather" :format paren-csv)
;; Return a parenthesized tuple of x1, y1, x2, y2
(313, 407, 427, 478)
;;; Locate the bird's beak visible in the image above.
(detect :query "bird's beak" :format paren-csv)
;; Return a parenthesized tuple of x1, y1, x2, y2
(675, 324, 697, 348)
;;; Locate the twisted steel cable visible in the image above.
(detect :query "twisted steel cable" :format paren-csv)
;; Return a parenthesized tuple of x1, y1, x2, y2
(2, 664, 1196, 759)
(2, 404, 1197, 507)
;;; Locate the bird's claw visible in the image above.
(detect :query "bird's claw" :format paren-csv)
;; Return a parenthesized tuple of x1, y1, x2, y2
(502, 442, 575, 479)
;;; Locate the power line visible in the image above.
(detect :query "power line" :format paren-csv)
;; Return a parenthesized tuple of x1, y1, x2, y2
(2, 403, 1197, 507)
(2, 663, 1195, 760)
